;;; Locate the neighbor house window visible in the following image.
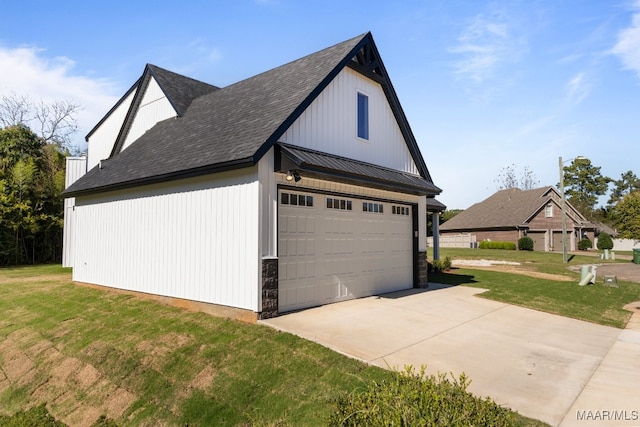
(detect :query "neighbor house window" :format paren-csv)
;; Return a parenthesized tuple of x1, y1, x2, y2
(545, 204, 553, 217)
(357, 92, 369, 140)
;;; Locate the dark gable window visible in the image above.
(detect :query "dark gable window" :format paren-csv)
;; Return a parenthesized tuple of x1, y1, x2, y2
(357, 92, 369, 140)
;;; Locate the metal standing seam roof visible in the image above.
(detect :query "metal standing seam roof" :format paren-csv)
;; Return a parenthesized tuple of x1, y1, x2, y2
(64, 32, 438, 198)
(278, 143, 441, 196)
(426, 197, 447, 212)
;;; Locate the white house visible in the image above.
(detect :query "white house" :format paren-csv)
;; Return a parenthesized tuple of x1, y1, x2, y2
(63, 32, 442, 321)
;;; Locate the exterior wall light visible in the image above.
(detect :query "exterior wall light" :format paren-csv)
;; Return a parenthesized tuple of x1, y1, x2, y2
(285, 170, 301, 182)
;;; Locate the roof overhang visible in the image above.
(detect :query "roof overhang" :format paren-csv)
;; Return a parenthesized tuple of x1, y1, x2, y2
(275, 143, 441, 197)
(427, 198, 447, 212)
(63, 157, 255, 198)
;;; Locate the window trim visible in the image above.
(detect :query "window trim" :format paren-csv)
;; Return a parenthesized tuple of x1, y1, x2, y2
(356, 91, 369, 140)
(545, 204, 553, 218)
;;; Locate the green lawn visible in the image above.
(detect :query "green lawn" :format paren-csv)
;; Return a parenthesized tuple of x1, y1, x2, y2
(0, 265, 543, 426)
(427, 248, 640, 328)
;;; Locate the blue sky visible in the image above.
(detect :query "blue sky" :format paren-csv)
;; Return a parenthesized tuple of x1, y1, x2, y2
(1, 0, 639, 209)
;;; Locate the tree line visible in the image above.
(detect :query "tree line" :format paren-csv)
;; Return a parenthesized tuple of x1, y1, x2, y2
(0, 94, 80, 265)
(556, 158, 639, 239)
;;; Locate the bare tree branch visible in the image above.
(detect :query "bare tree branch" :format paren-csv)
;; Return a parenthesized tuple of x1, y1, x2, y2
(495, 164, 540, 190)
(0, 93, 33, 127)
(1, 93, 81, 149)
(35, 99, 80, 147)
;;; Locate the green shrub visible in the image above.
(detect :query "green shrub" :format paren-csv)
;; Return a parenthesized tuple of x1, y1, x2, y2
(578, 237, 593, 251)
(329, 366, 518, 427)
(0, 404, 67, 426)
(432, 256, 452, 272)
(518, 237, 534, 251)
(478, 241, 516, 250)
(596, 232, 613, 250)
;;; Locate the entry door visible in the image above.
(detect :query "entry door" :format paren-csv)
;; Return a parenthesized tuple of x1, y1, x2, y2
(278, 189, 413, 312)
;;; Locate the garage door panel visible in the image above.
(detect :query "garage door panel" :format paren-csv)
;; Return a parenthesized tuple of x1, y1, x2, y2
(279, 190, 413, 312)
(306, 217, 315, 233)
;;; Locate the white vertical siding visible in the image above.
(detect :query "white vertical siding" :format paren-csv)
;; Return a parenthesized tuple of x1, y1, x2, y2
(122, 78, 176, 151)
(72, 168, 260, 311)
(87, 89, 136, 170)
(62, 157, 87, 267)
(280, 67, 419, 175)
(418, 197, 427, 251)
(258, 148, 277, 258)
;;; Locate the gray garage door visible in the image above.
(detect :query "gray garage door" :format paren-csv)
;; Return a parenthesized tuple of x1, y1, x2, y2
(278, 189, 414, 313)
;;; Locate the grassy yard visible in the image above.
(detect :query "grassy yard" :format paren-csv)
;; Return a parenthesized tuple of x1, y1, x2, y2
(427, 248, 640, 328)
(0, 265, 544, 426)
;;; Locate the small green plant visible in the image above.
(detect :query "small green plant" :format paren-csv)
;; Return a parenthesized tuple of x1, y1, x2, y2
(329, 366, 518, 426)
(478, 241, 516, 250)
(596, 232, 613, 250)
(432, 256, 452, 272)
(518, 237, 534, 251)
(578, 237, 593, 251)
(0, 404, 67, 426)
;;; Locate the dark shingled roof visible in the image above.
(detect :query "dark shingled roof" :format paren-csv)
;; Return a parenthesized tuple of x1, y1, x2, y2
(440, 186, 589, 231)
(147, 64, 220, 116)
(65, 33, 437, 197)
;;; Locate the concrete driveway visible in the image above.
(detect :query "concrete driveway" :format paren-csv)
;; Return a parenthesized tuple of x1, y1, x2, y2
(261, 285, 640, 426)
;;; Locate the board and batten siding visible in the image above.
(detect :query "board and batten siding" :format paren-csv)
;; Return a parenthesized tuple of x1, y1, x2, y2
(121, 77, 177, 152)
(87, 89, 137, 170)
(72, 168, 261, 311)
(62, 156, 88, 267)
(280, 67, 419, 175)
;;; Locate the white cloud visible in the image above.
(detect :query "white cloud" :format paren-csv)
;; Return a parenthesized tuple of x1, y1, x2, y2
(612, 1, 640, 80)
(450, 8, 525, 83)
(565, 72, 591, 104)
(0, 46, 120, 151)
(187, 38, 223, 62)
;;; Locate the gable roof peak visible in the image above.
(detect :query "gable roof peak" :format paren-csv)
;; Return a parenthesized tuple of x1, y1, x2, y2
(144, 64, 220, 116)
(66, 32, 437, 197)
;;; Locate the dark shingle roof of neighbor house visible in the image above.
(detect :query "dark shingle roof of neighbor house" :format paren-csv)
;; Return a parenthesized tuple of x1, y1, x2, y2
(440, 186, 590, 231)
(64, 32, 439, 198)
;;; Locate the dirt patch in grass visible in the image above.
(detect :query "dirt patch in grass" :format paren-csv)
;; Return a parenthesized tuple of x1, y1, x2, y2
(0, 274, 70, 285)
(137, 332, 193, 370)
(10, 334, 138, 427)
(190, 365, 217, 390)
(459, 264, 575, 282)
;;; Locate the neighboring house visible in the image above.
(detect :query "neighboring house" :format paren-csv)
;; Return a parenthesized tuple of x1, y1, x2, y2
(63, 32, 441, 321)
(439, 186, 595, 251)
